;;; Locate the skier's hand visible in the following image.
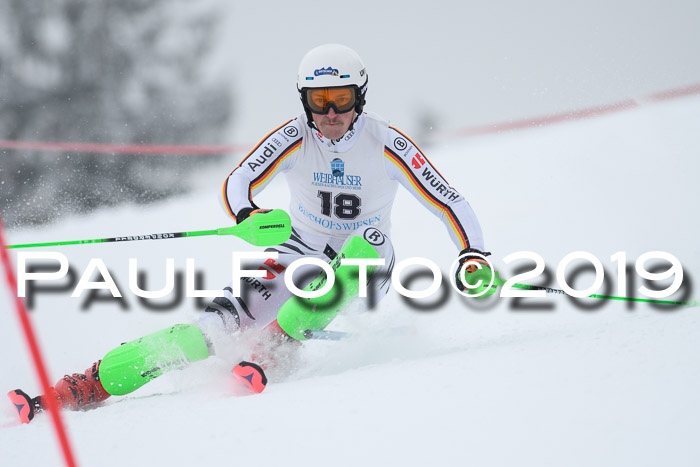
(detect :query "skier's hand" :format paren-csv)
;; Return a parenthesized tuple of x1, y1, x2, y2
(454, 249, 499, 298)
(236, 207, 272, 224)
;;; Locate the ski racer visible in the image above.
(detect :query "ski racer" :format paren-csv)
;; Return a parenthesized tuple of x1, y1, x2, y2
(9, 43, 495, 423)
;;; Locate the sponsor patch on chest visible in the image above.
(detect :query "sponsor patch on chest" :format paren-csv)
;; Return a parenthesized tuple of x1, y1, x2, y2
(311, 157, 363, 190)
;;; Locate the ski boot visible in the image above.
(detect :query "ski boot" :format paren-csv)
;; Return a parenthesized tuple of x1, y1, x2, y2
(8, 361, 111, 424)
(232, 319, 301, 394)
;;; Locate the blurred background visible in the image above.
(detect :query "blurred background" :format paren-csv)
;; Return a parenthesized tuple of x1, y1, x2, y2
(1, 0, 699, 228)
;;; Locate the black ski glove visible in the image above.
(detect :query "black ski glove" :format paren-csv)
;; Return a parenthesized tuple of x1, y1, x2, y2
(454, 248, 499, 297)
(236, 207, 271, 224)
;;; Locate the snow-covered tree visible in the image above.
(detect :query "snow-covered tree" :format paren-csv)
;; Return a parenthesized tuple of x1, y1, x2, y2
(0, 0, 232, 227)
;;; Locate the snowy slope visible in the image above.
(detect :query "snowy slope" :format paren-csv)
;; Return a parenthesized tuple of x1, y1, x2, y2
(1, 96, 699, 467)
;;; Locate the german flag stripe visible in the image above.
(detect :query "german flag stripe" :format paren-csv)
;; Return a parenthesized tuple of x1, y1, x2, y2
(249, 138, 303, 197)
(222, 120, 295, 221)
(222, 178, 236, 219)
(233, 119, 294, 171)
(384, 147, 469, 249)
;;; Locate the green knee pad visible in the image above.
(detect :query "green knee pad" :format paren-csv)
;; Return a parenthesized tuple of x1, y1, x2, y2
(99, 324, 211, 396)
(276, 236, 381, 341)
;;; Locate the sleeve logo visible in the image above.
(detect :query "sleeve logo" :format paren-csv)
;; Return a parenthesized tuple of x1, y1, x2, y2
(394, 137, 407, 151)
(411, 153, 426, 169)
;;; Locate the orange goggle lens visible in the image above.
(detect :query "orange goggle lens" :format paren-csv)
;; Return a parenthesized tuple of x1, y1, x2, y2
(305, 87, 356, 114)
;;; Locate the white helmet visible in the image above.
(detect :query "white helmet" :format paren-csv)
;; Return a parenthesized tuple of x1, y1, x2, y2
(297, 44, 368, 128)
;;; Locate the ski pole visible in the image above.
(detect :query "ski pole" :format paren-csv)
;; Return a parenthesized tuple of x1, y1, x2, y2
(304, 326, 416, 341)
(504, 281, 697, 307)
(5, 209, 292, 249)
(304, 329, 350, 341)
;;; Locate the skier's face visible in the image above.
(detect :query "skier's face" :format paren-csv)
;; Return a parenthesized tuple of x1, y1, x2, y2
(312, 107, 356, 140)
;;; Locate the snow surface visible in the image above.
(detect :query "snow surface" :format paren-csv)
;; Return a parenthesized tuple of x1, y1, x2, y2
(1, 96, 699, 467)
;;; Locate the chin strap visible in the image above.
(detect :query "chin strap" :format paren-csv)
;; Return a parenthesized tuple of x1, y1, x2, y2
(346, 112, 359, 132)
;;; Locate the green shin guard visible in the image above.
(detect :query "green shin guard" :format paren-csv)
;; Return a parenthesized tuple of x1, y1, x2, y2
(99, 324, 211, 396)
(276, 236, 381, 341)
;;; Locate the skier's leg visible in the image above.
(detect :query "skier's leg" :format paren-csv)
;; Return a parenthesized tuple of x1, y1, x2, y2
(196, 228, 334, 378)
(93, 230, 327, 401)
(276, 226, 395, 341)
(227, 229, 393, 386)
(93, 256, 302, 404)
(9, 323, 212, 422)
(193, 252, 304, 379)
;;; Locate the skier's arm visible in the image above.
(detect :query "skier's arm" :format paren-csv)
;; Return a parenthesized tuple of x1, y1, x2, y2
(383, 126, 485, 252)
(221, 119, 303, 223)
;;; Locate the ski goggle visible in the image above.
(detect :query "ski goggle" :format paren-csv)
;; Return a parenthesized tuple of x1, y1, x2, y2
(304, 86, 357, 114)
